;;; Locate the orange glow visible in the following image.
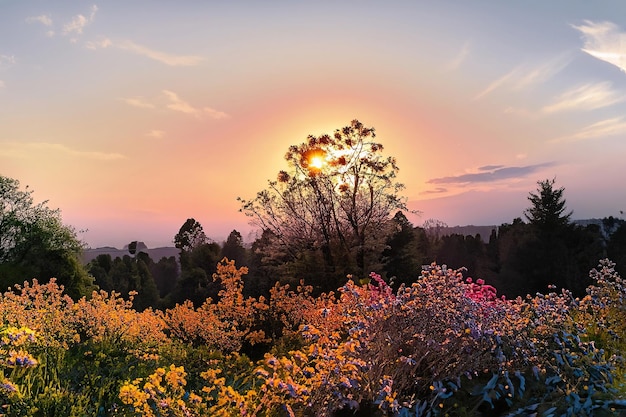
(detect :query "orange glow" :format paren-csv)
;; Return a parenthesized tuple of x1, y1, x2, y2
(309, 155, 325, 169)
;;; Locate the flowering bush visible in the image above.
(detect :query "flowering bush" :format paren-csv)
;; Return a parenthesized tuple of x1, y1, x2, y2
(165, 259, 268, 351)
(0, 259, 624, 416)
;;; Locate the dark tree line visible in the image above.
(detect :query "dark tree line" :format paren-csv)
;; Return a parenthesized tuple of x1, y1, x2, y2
(84, 179, 626, 308)
(396, 179, 623, 299)
(86, 223, 250, 310)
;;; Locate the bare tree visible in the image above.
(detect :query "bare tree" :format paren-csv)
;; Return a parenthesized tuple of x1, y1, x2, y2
(239, 120, 409, 289)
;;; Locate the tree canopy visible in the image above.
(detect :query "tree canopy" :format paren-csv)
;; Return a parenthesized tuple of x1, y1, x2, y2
(239, 120, 408, 291)
(525, 178, 572, 232)
(0, 175, 94, 298)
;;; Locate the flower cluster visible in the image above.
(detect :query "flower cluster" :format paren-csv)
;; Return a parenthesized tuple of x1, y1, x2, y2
(0, 259, 623, 416)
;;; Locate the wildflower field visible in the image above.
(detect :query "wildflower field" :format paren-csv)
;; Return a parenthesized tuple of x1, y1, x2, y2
(1, 258, 626, 417)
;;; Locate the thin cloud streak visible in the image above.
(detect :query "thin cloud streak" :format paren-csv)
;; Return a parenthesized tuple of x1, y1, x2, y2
(474, 54, 571, 100)
(478, 165, 504, 171)
(420, 187, 448, 195)
(146, 130, 165, 139)
(0, 142, 126, 161)
(573, 20, 626, 72)
(553, 117, 626, 142)
(86, 38, 203, 66)
(162, 90, 229, 119)
(85, 38, 112, 49)
(121, 97, 155, 109)
(447, 41, 471, 71)
(543, 82, 625, 113)
(117, 40, 204, 67)
(163, 90, 199, 116)
(428, 163, 554, 185)
(203, 107, 230, 119)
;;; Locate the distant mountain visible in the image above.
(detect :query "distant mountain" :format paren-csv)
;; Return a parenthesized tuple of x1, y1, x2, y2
(437, 219, 615, 243)
(81, 243, 180, 265)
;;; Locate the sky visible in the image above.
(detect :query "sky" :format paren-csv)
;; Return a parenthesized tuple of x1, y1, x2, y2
(2, 1, 626, 249)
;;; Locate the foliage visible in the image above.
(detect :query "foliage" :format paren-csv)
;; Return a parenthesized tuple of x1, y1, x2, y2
(525, 178, 572, 232)
(165, 259, 268, 351)
(0, 256, 623, 416)
(0, 175, 95, 299)
(239, 120, 409, 292)
(173, 218, 208, 253)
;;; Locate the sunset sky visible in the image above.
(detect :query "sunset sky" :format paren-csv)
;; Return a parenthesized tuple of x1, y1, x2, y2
(2, 1, 626, 248)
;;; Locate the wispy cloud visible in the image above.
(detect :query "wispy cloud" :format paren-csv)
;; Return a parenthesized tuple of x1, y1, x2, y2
(572, 20, 626, 72)
(116, 40, 204, 67)
(477, 165, 504, 171)
(428, 163, 554, 185)
(0, 142, 126, 161)
(553, 116, 626, 142)
(420, 187, 448, 195)
(120, 90, 229, 119)
(203, 107, 230, 119)
(85, 38, 112, 49)
(146, 130, 166, 139)
(474, 54, 571, 100)
(447, 41, 471, 71)
(86, 38, 204, 67)
(543, 82, 625, 113)
(62, 5, 98, 36)
(26, 14, 52, 26)
(120, 97, 155, 109)
(0, 55, 16, 69)
(162, 90, 229, 119)
(163, 90, 198, 115)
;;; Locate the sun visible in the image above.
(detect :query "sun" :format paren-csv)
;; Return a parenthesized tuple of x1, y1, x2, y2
(309, 155, 325, 169)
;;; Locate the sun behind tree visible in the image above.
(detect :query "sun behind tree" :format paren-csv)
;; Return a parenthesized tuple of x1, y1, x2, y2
(239, 119, 409, 292)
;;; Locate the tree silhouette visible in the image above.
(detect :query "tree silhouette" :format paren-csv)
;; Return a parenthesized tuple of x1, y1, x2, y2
(239, 120, 409, 292)
(0, 175, 95, 299)
(524, 178, 572, 232)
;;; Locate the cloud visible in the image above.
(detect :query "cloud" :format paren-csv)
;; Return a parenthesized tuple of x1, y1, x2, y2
(33, 142, 125, 160)
(121, 97, 155, 109)
(572, 20, 626, 72)
(62, 5, 98, 36)
(26, 14, 52, 26)
(116, 40, 204, 66)
(0, 142, 126, 161)
(0, 55, 16, 69)
(428, 163, 554, 185)
(85, 37, 112, 50)
(477, 165, 504, 171)
(162, 90, 229, 119)
(83, 36, 204, 67)
(553, 116, 626, 142)
(203, 107, 230, 119)
(163, 90, 199, 115)
(447, 41, 471, 71)
(420, 187, 448, 195)
(146, 130, 165, 139)
(474, 54, 571, 100)
(543, 82, 625, 113)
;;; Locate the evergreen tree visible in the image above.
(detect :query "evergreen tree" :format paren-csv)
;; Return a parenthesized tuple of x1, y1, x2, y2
(221, 230, 247, 267)
(524, 178, 572, 233)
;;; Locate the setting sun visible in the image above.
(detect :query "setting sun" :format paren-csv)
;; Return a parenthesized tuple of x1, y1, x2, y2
(309, 155, 325, 170)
